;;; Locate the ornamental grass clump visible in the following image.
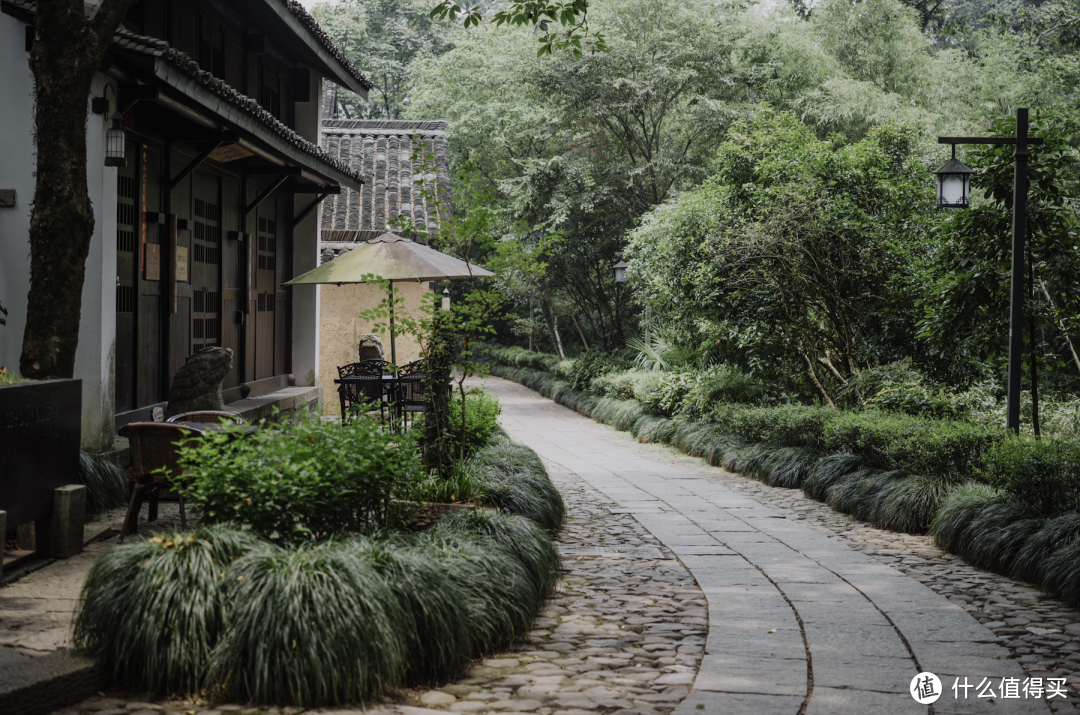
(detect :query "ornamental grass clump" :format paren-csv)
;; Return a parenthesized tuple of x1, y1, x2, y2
(467, 433, 566, 531)
(79, 450, 129, 517)
(73, 526, 255, 694)
(207, 539, 406, 706)
(177, 415, 420, 542)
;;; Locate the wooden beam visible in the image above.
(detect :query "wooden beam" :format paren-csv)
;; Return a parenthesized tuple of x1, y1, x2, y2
(292, 191, 332, 228)
(246, 175, 289, 215)
(169, 131, 240, 191)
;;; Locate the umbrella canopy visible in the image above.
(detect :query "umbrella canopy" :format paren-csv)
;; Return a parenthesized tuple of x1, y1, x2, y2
(284, 231, 494, 286)
(285, 231, 494, 368)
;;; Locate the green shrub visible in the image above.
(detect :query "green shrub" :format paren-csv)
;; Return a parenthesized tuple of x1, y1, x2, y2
(684, 365, 764, 410)
(178, 417, 420, 542)
(640, 372, 695, 417)
(819, 411, 1000, 479)
(589, 369, 661, 400)
(483, 345, 560, 373)
(565, 351, 625, 392)
(73, 527, 255, 694)
(836, 361, 926, 408)
(709, 403, 837, 449)
(80, 450, 129, 518)
(447, 388, 502, 459)
(977, 436, 1080, 515)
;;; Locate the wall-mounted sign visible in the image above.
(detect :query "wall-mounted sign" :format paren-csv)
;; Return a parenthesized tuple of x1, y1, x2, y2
(0, 189, 15, 207)
(145, 244, 160, 280)
(176, 246, 189, 282)
(209, 144, 255, 163)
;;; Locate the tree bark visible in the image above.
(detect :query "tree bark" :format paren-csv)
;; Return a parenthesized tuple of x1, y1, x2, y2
(20, 0, 133, 379)
(801, 351, 835, 408)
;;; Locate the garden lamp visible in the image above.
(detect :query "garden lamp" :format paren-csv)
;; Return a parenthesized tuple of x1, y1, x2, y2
(613, 260, 629, 284)
(442, 288, 451, 311)
(932, 145, 973, 209)
(99, 84, 127, 168)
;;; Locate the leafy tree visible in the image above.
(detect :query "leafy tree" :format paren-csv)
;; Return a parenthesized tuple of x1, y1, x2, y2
(313, 0, 455, 119)
(628, 111, 937, 404)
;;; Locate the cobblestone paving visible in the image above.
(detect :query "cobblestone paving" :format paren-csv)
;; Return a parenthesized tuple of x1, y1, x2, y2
(49, 459, 706, 715)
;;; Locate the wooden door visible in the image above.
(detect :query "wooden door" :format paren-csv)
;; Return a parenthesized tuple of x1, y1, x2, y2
(136, 146, 163, 407)
(114, 143, 138, 411)
(255, 199, 277, 379)
(192, 172, 222, 353)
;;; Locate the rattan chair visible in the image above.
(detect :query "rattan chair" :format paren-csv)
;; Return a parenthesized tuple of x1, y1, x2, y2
(166, 410, 246, 425)
(118, 422, 193, 541)
(337, 362, 389, 424)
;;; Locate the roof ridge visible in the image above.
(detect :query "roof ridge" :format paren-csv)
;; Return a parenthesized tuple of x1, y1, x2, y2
(284, 0, 373, 91)
(323, 119, 449, 133)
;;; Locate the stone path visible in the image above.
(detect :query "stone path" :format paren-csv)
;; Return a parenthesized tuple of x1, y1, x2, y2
(483, 375, 1063, 715)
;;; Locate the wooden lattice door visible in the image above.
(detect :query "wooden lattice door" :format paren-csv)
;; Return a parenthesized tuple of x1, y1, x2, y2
(255, 201, 277, 379)
(192, 173, 222, 354)
(114, 143, 138, 411)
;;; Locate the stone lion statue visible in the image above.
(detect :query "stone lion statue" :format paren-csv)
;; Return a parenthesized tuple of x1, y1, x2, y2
(165, 346, 234, 418)
(358, 334, 385, 361)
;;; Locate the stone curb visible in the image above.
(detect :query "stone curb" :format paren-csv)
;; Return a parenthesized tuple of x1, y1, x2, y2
(0, 648, 104, 715)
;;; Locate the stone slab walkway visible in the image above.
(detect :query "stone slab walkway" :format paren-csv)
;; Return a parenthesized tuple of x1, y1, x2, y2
(482, 375, 1057, 715)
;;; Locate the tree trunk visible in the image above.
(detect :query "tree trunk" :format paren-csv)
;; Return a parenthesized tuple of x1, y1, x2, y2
(800, 351, 835, 408)
(20, 0, 133, 378)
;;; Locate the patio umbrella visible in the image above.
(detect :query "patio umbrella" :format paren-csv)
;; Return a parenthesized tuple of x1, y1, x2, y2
(284, 231, 494, 365)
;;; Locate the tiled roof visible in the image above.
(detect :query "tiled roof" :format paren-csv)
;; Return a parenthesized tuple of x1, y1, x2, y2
(111, 26, 365, 185)
(319, 119, 452, 248)
(285, 0, 373, 92)
(2, 0, 367, 186)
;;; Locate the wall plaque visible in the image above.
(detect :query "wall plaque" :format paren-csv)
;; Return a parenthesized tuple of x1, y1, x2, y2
(146, 244, 160, 280)
(176, 246, 189, 282)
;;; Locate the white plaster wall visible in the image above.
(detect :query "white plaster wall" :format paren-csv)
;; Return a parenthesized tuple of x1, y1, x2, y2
(0, 20, 116, 450)
(76, 76, 117, 451)
(0, 14, 35, 376)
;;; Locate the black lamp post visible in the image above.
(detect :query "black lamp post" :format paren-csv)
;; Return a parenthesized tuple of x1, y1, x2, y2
(937, 108, 1043, 434)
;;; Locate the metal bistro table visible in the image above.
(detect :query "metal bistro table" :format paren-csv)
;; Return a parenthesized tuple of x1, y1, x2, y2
(334, 372, 426, 428)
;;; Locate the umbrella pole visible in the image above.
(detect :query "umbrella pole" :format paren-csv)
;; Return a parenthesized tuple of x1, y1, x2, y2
(388, 279, 397, 368)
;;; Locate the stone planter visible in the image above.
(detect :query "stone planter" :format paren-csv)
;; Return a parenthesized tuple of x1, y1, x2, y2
(0, 379, 82, 528)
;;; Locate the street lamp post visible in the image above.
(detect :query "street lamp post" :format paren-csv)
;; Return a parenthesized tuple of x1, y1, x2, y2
(937, 108, 1043, 434)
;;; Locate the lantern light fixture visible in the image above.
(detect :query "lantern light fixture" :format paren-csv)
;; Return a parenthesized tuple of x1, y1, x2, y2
(105, 114, 126, 168)
(441, 287, 451, 311)
(97, 84, 126, 168)
(613, 260, 629, 284)
(932, 144, 973, 210)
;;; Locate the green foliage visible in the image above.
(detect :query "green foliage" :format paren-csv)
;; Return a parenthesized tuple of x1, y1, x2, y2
(448, 388, 502, 460)
(590, 369, 662, 401)
(73, 527, 256, 694)
(640, 372, 695, 417)
(0, 371, 30, 385)
(178, 417, 420, 542)
(79, 450, 128, 518)
(565, 350, 625, 392)
(978, 435, 1080, 515)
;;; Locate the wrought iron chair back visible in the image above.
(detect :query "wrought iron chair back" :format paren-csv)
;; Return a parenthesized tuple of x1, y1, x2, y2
(337, 362, 389, 423)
